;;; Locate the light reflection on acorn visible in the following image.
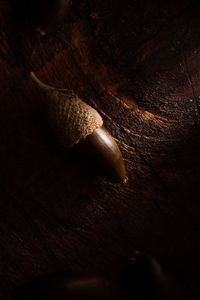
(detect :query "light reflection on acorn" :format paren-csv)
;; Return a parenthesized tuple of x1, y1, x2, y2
(30, 72, 128, 183)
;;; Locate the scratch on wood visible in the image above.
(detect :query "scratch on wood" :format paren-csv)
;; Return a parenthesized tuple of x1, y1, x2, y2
(183, 55, 200, 121)
(1, 188, 64, 268)
(120, 0, 200, 56)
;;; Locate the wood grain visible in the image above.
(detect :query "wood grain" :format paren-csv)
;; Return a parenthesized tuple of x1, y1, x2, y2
(1, 0, 200, 299)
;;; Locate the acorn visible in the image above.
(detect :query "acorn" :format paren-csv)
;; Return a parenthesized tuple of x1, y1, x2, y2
(12, 273, 111, 300)
(34, 0, 73, 35)
(30, 72, 127, 183)
(118, 251, 193, 300)
(13, 0, 72, 34)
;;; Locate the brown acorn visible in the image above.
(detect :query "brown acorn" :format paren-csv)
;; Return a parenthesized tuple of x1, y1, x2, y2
(34, 0, 73, 35)
(12, 273, 111, 300)
(30, 72, 127, 183)
(13, 0, 72, 35)
(116, 251, 193, 300)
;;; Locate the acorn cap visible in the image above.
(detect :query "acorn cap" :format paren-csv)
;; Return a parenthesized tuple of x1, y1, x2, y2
(30, 72, 103, 148)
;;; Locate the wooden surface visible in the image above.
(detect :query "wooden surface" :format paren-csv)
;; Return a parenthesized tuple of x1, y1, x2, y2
(1, 0, 200, 298)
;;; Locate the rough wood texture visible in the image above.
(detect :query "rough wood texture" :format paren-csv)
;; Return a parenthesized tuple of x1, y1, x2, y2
(1, 0, 200, 299)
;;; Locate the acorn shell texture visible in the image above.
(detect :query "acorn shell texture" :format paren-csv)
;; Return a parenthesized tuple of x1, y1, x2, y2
(30, 72, 103, 148)
(48, 89, 103, 148)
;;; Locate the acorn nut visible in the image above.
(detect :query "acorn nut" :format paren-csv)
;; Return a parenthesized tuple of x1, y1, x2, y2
(35, 0, 72, 35)
(14, 0, 72, 35)
(120, 251, 192, 300)
(30, 72, 128, 183)
(12, 273, 111, 300)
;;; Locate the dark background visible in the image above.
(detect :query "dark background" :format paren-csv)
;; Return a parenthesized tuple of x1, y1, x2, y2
(0, 0, 200, 299)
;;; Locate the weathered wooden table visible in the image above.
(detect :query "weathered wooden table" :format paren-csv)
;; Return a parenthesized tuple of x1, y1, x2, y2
(1, 0, 200, 299)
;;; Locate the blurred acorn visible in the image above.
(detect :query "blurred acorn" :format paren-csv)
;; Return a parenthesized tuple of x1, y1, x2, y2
(119, 251, 193, 300)
(12, 273, 111, 300)
(30, 72, 127, 183)
(14, 0, 72, 34)
(35, 0, 73, 34)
